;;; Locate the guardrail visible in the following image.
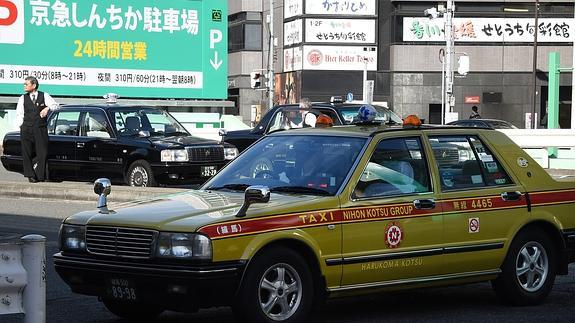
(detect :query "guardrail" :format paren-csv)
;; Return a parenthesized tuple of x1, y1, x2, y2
(0, 234, 46, 323)
(499, 129, 575, 169)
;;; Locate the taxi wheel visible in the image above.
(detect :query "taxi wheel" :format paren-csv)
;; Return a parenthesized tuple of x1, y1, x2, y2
(233, 247, 313, 323)
(126, 160, 156, 187)
(492, 228, 557, 306)
(102, 298, 163, 319)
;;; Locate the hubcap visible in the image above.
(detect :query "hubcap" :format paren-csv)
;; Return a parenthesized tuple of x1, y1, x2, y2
(515, 241, 548, 292)
(131, 166, 148, 187)
(258, 263, 302, 321)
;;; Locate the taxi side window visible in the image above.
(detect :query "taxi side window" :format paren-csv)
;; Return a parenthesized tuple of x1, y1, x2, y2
(49, 111, 81, 136)
(429, 136, 512, 191)
(354, 137, 431, 198)
(81, 111, 112, 138)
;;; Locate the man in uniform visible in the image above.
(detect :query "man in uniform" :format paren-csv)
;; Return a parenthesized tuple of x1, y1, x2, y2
(15, 76, 59, 182)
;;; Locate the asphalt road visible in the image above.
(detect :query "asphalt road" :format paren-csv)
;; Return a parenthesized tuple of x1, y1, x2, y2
(1, 198, 574, 323)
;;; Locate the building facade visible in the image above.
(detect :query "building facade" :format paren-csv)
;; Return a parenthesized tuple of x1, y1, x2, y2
(233, 0, 575, 128)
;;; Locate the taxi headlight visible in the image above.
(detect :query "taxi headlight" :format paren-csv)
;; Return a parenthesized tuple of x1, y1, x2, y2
(161, 149, 189, 162)
(224, 147, 239, 160)
(156, 233, 212, 260)
(59, 224, 86, 252)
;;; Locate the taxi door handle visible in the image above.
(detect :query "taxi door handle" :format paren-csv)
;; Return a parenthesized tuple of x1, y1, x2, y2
(76, 142, 85, 148)
(501, 191, 522, 201)
(413, 199, 435, 210)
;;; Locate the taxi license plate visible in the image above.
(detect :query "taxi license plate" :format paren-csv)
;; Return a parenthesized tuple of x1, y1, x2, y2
(201, 166, 217, 177)
(106, 278, 137, 301)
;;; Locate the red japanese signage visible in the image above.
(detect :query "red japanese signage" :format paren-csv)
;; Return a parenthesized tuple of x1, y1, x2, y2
(465, 96, 481, 104)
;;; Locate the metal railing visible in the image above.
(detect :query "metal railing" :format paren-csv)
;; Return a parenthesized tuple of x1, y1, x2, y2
(0, 234, 46, 323)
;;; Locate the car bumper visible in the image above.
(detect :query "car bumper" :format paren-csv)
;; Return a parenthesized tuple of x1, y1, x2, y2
(53, 252, 246, 310)
(1, 155, 22, 173)
(151, 161, 228, 185)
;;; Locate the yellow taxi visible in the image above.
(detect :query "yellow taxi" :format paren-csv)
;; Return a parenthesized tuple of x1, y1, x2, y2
(54, 110, 575, 323)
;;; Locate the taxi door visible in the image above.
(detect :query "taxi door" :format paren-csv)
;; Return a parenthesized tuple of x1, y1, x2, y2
(46, 110, 81, 180)
(75, 110, 124, 181)
(339, 134, 444, 286)
(427, 134, 528, 275)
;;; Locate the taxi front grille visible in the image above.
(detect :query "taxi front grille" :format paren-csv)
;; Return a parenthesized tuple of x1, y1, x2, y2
(86, 226, 156, 258)
(186, 146, 224, 162)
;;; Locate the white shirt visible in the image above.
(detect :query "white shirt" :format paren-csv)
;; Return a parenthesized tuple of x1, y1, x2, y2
(15, 91, 59, 129)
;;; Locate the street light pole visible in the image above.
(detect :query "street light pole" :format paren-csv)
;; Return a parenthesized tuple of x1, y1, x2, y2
(268, 0, 275, 109)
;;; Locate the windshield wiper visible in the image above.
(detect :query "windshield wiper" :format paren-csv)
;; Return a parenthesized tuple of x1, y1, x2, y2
(271, 186, 330, 196)
(206, 184, 250, 191)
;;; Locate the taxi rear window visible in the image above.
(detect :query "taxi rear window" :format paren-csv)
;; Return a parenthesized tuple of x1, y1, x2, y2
(429, 135, 513, 191)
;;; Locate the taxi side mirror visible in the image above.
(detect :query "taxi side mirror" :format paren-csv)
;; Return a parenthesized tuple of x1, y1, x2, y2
(236, 185, 270, 217)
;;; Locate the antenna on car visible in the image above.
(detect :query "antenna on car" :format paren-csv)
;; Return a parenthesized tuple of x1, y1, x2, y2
(104, 93, 119, 104)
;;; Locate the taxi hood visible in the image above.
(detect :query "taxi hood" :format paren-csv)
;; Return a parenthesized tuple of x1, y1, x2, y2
(64, 190, 329, 232)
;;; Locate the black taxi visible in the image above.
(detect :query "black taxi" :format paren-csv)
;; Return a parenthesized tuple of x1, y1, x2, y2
(1, 99, 238, 186)
(221, 98, 403, 152)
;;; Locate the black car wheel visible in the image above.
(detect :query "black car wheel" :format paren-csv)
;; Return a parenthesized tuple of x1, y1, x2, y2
(126, 160, 156, 187)
(492, 228, 557, 305)
(233, 247, 313, 323)
(102, 298, 163, 320)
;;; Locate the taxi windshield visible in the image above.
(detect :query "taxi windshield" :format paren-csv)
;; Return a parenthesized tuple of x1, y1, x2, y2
(204, 135, 366, 195)
(113, 108, 189, 137)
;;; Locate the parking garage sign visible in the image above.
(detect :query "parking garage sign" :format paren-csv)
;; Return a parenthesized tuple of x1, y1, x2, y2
(0, 0, 228, 99)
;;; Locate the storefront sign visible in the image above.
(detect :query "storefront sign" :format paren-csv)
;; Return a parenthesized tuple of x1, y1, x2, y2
(302, 45, 377, 71)
(465, 96, 481, 104)
(0, 0, 228, 99)
(306, 18, 376, 44)
(284, 46, 303, 72)
(306, 0, 376, 16)
(284, 19, 303, 46)
(284, 0, 303, 19)
(403, 17, 574, 42)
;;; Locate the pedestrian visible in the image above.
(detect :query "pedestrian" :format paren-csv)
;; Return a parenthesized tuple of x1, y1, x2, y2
(469, 105, 481, 119)
(15, 76, 59, 182)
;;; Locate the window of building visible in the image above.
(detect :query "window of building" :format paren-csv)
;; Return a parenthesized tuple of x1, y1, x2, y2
(228, 12, 262, 52)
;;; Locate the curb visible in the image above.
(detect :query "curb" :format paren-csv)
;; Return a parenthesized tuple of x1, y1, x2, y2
(0, 180, 189, 203)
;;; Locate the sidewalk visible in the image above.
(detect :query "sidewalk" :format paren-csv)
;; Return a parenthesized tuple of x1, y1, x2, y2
(0, 180, 188, 203)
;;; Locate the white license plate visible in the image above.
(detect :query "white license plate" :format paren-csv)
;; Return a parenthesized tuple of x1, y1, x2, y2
(106, 278, 137, 301)
(201, 166, 217, 177)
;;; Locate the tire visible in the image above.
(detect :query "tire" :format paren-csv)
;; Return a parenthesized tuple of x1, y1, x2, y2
(233, 247, 313, 323)
(102, 298, 163, 320)
(126, 160, 156, 187)
(492, 228, 557, 306)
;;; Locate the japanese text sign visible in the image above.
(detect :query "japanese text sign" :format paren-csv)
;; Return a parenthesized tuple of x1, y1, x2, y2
(306, 18, 376, 44)
(307, 0, 376, 16)
(404, 17, 574, 43)
(0, 0, 228, 99)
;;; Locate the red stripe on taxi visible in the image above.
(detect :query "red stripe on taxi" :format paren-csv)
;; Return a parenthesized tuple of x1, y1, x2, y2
(529, 189, 575, 206)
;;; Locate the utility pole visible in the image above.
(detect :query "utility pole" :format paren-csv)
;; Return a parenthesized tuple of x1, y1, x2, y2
(445, 0, 454, 114)
(268, 0, 275, 109)
(531, 0, 540, 129)
(571, 2, 575, 129)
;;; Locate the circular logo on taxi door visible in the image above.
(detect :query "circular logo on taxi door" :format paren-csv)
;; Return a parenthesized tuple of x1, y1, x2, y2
(385, 222, 403, 249)
(517, 157, 529, 168)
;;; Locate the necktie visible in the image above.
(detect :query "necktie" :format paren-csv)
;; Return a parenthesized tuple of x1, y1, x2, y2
(31, 94, 36, 104)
